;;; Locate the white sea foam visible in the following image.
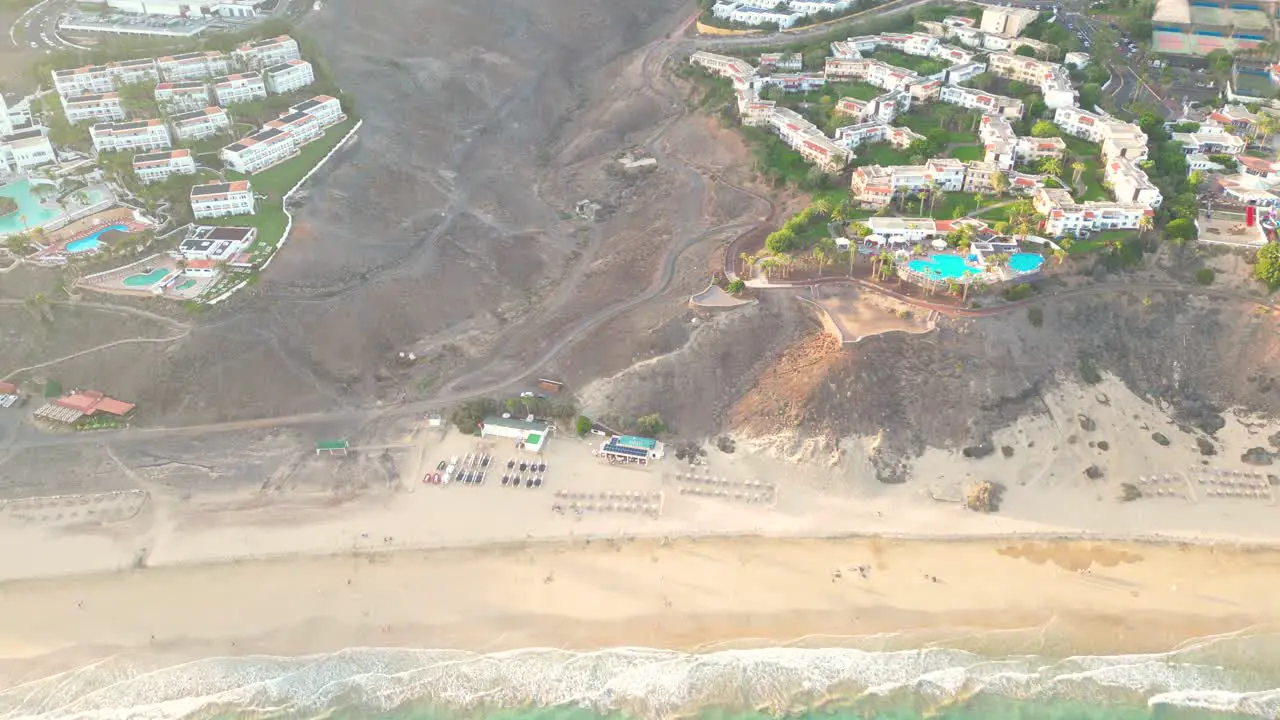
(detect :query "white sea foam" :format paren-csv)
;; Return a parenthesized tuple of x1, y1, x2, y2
(0, 635, 1277, 720)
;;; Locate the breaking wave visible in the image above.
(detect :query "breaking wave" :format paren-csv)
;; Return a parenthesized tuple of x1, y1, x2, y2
(1, 632, 1279, 720)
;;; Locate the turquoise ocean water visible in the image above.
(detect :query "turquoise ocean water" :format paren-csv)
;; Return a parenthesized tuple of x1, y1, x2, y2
(3, 634, 1278, 720)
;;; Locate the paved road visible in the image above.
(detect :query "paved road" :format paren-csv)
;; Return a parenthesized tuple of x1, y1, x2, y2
(10, 0, 70, 52)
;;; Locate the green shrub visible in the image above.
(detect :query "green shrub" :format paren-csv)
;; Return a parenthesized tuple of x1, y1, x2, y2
(1004, 283, 1035, 301)
(726, 278, 746, 294)
(1027, 306, 1044, 327)
(1078, 357, 1102, 385)
(575, 415, 593, 436)
(1195, 268, 1215, 285)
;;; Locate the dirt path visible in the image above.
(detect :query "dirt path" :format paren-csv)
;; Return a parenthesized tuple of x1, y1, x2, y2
(1, 332, 191, 383)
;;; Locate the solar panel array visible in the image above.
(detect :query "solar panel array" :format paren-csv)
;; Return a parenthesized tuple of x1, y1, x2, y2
(603, 442, 648, 459)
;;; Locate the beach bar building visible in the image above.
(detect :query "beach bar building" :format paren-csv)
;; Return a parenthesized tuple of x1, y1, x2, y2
(480, 415, 551, 453)
(599, 435, 665, 464)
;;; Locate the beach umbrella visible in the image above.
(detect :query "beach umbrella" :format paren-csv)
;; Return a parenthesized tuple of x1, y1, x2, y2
(930, 239, 947, 250)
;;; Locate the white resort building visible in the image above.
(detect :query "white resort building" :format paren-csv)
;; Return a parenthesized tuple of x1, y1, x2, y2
(1033, 187, 1153, 236)
(170, 107, 231, 142)
(155, 81, 212, 113)
(213, 72, 267, 105)
(190, 180, 255, 220)
(89, 119, 171, 153)
(157, 51, 232, 82)
(234, 35, 302, 69)
(61, 93, 125, 123)
(263, 59, 315, 95)
(0, 128, 56, 173)
(132, 148, 196, 184)
(219, 127, 297, 174)
(178, 225, 257, 263)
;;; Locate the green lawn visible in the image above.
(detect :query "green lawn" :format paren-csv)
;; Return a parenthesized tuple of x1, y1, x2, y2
(1062, 137, 1108, 201)
(1064, 230, 1136, 256)
(854, 143, 915, 166)
(949, 144, 985, 161)
(897, 106, 980, 144)
(214, 117, 357, 266)
(866, 48, 948, 76)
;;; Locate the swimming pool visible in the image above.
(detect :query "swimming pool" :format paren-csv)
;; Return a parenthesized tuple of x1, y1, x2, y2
(906, 253, 980, 280)
(123, 268, 170, 287)
(66, 224, 128, 254)
(1008, 252, 1045, 273)
(0, 180, 60, 235)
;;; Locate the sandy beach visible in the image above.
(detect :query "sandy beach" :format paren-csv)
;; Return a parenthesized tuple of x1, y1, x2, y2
(2, 374, 1280, 690)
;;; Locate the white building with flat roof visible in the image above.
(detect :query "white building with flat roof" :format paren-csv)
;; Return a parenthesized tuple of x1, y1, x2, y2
(710, 2, 801, 28)
(219, 127, 297, 174)
(234, 35, 301, 69)
(1033, 187, 1153, 236)
(988, 53, 1077, 108)
(1105, 157, 1163, 207)
(263, 59, 314, 95)
(61, 93, 125, 123)
(190, 180, 254, 219)
(979, 4, 1038, 36)
(155, 81, 211, 113)
(157, 51, 232, 81)
(132, 148, 196, 184)
(0, 128, 56, 173)
(178, 224, 256, 262)
(264, 109, 323, 146)
(939, 85, 1024, 119)
(288, 95, 344, 127)
(89, 119, 171, 153)
(170, 106, 231, 141)
(108, 58, 159, 86)
(52, 65, 113, 96)
(213, 72, 267, 105)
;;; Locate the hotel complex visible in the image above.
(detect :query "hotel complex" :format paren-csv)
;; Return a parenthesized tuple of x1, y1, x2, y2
(688, 3, 1169, 239)
(234, 35, 302, 69)
(89, 119, 171, 153)
(213, 72, 268, 105)
(169, 107, 231, 141)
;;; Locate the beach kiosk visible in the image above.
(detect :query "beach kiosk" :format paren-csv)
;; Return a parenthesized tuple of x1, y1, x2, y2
(480, 414, 552, 453)
(598, 435, 665, 466)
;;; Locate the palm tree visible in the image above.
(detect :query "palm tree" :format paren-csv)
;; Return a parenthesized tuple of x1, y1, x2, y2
(849, 221, 871, 239)
(1137, 213, 1154, 243)
(1071, 161, 1086, 189)
(926, 180, 941, 216)
(1052, 247, 1067, 265)
(1257, 112, 1280, 146)
(917, 190, 928, 216)
(1040, 156, 1063, 178)
(878, 251, 895, 281)
(739, 252, 751, 277)
(991, 171, 1009, 197)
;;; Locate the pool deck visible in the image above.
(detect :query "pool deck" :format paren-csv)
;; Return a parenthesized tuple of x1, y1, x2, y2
(77, 253, 219, 300)
(36, 207, 150, 262)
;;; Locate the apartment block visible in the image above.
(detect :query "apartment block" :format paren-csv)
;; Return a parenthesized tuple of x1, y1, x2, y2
(979, 114, 1019, 170)
(157, 51, 232, 82)
(213, 72, 267, 105)
(109, 58, 159, 86)
(89, 119, 171, 153)
(979, 5, 1038, 37)
(756, 73, 828, 93)
(939, 85, 1024, 119)
(170, 107, 231, 141)
(61, 93, 125, 123)
(132, 148, 196, 184)
(178, 225, 257, 262)
(52, 65, 114, 96)
(264, 109, 323, 146)
(834, 121, 924, 150)
(946, 61, 987, 85)
(219, 127, 298, 174)
(1054, 106, 1149, 162)
(1105, 156, 1164, 207)
(689, 51, 756, 86)
(1171, 130, 1246, 155)
(1014, 136, 1066, 164)
(190, 180, 255, 220)
(759, 52, 802, 71)
(987, 53, 1077, 108)
(850, 159, 966, 206)
(710, 3, 801, 29)
(155, 81, 212, 113)
(1033, 187, 1153, 236)
(835, 90, 911, 124)
(0, 127, 56, 173)
(766, 106, 847, 173)
(288, 95, 345, 127)
(234, 35, 301, 69)
(263, 59, 314, 95)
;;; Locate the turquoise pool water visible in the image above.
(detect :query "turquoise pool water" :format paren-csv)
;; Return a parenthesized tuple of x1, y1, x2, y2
(1009, 252, 1045, 273)
(0, 179, 60, 235)
(906, 253, 978, 280)
(66, 224, 128, 253)
(123, 268, 169, 287)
